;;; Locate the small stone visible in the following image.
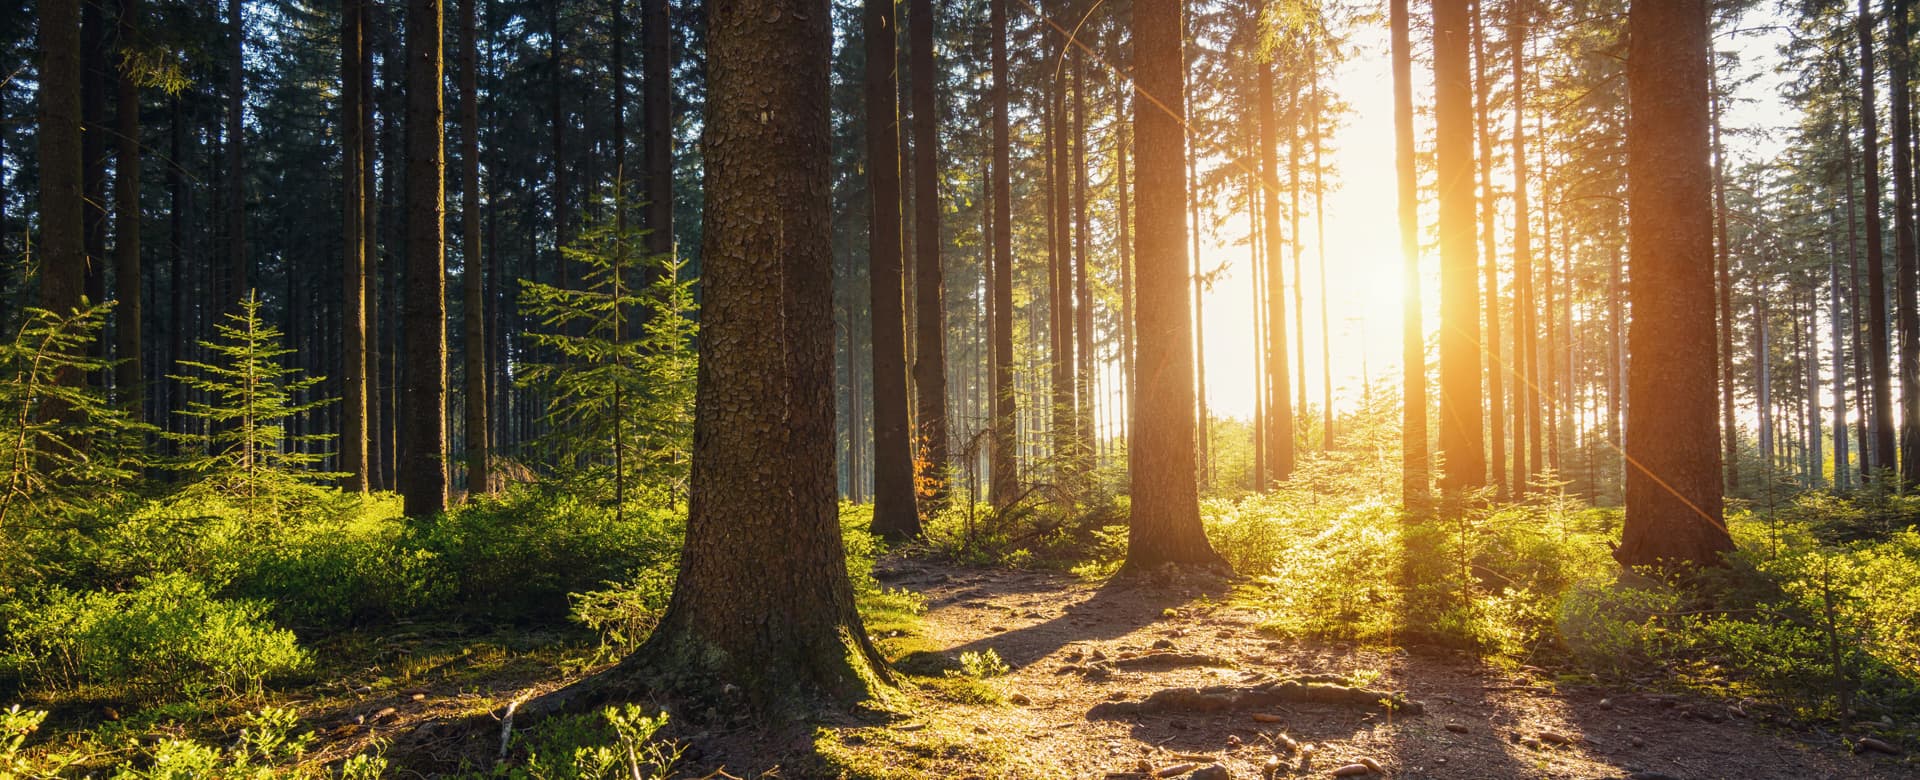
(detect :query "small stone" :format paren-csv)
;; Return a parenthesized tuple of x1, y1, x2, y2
(1331, 764, 1373, 777)
(373, 707, 397, 721)
(1009, 692, 1032, 706)
(1599, 698, 1614, 709)
(1189, 765, 1230, 780)
(1153, 638, 1176, 650)
(1251, 713, 1284, 724)
(1090, 649, 1109, 662)
(1539, 730, 1575, 746)
(1630, 735, 1645, 747)
(1444, 723, 1470, 734)
(1225, 734, 1242, 748)
(410, 693, 426, 701)
(1271, 733, 1299, 754)
(1358, 757, 1384, 772)
(1154, 763, 1196, 777)
(989, 625, 1009, 633)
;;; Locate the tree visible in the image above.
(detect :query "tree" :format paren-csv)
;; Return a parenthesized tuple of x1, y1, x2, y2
(1891, 0, 1920, 487)
(909, 0, 949, 501)
(1618, 0, 1733, 569)
(1123, 0, 1228, 574)
(1858, 0, 1896, 475)
(1391, 0, 1427, 512)
(113, 0, 144, 421)
(226, 0, 248, 309)
(400, 0, 448, 517)
(988, 0, 1019, 506)
(1432, 0, 1484, 493)
(1258, 39, 1294, 487)
(627, 0, 888, 709)
(866, 0, 920, 540)
(460, 0, 489, 494)
(39, 0, 84, 324)
(641, 0, 672, 261)
(341, 0, 370, 493)
(1510, 1, 1540, 492)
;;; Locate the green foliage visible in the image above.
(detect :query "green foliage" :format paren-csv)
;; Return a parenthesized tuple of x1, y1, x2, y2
(168, 293, 339, 520)
(520, 194, 698, 511)
(569, 567, 674, 653)
(0, 303, 151, 539)
(470, 705, 679, 780)
(1, 573, 307, 699)
(951, 649, 1010, 680)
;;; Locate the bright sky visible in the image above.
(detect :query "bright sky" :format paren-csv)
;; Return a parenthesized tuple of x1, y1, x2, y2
(1191, 9, 1795, 424)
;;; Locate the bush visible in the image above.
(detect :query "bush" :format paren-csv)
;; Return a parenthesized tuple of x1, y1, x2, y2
(1, 573, 307, 698)
(477, 704, 679, 780)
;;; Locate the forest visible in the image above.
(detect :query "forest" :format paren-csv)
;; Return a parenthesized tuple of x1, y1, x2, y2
(2, 0, 1920, 776)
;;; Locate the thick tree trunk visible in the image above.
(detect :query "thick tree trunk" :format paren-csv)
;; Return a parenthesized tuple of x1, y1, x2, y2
(1432, 0, 1484, 493)
(38, 0, 84, 327)
(909, 0, 949, 500)
(1860, 0, 1898, 476)
(988, 0, 1018, 506)
(1618, 0, 1733, 569)
(1260, 56, 1294, 486)
(114, 0, 144, 419)
(342, 0, 370, 492)
(1124, 0, 1227, 573)
(1392, 0, 1428, 512)
(629, 0, 888, 709)
(866, 0, 920, 539)
(1073, 49, 1096, 467)
(460, 0, 489, 495)
(400, 0, 448, 517)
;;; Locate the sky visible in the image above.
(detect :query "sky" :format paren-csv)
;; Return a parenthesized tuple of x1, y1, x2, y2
(1187, 8, 1796, 424)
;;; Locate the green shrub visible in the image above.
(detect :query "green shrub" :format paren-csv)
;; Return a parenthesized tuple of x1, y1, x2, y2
(228, 504, 450, 630)
(2, 573, 307, 698)
(569, 567, 675, 653)
(475, 704, 679, 780)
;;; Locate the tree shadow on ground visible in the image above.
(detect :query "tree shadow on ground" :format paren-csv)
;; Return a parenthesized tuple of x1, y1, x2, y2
(931, 568, 1234, 669)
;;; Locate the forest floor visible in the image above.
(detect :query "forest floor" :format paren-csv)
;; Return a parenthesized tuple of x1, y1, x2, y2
(289, 558, 1920, 779)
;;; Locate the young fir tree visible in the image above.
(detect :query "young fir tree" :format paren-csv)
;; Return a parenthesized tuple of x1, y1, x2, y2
(168, 293, 337, 521)
(520, 192, 698, 514)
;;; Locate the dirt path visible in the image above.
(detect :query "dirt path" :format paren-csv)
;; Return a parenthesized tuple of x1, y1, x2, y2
(877, 561, 1915, 780)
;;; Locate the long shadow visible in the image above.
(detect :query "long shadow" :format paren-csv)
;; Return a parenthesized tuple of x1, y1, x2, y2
(932, 571, 1232, 669)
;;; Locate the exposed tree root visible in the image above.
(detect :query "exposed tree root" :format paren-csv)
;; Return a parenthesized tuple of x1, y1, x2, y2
(1087, 680, 1424, 719)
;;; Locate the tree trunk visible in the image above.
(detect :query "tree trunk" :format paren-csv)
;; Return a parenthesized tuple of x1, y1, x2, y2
(400, 0, 448, 517)
(642, 0, 672, 259)
(38, 0, 85, 328)
(1890, 0, 1920, 487)
(342, 0, 370, 492)
(1472, 0, 1503, 496)
(629, 0, 888, 709)
(227, 0, 247, 305)
(866, 0, 920, 540)
(364, 0, 386, 489)
(1711, 63, 1739, 490)
(1433, 0, 1484, 493)
(460, 0, 489, 495)
(1512, 6, 1540, 492)
(1310, 48, 1334, 450)
(1260, 54, 1294, 486)
(114, 0, 144, 420)
(1392, 0, 1428, 512)
(1618, 0, 1733, 569)
(1073, 48, 1096, 468)
(988, 0, 1018, 506)
(909, 0, 949, 500)
(1860, 0, 1899, 477)
(1833, 256, 1853, 490)
(1124, 0, 1227, 574)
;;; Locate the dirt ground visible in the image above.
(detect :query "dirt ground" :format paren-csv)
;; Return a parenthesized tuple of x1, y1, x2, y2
(828, 560, 1918, 780)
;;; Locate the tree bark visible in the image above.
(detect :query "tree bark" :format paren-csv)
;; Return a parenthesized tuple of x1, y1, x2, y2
(1472, 0, 1503, 497)
(909, 0, 949, 500)
(1260, 54, 1294, 486)
(1860, 0, 1898, 476)
(114, 0, 144, 420)
(642, 0, 673, 259)
(226, 0, 248, 305)
(1432, 0, 1484, 493)
(1511, 5, 1540, 492)
(342, 0, 370, 492)
(1392, 0, 1427, 512)
(460, 0, 489, 495)
(1618, 0, 1733, 569)
(400, 0, 448, 517)
(1124, 0, 1227, 573)
(1890, 0, 1920, 487)
(38, 0, 85, 328)
(866, 0, 920, 539)
(629, 0, 888, 709)
(989, 0, 1018, 506)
